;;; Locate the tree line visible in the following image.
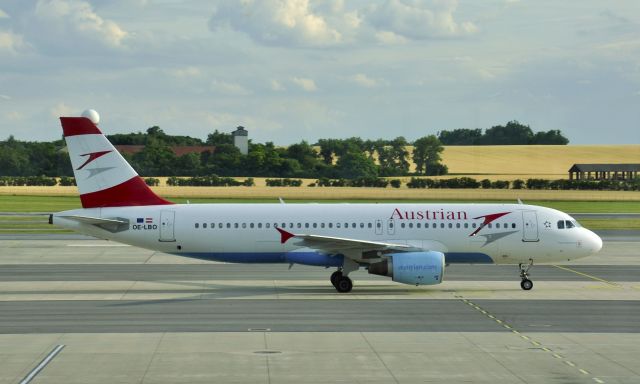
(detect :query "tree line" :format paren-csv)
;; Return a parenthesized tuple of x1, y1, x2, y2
(437, 121, 568, 145)
(0, 120, 567, 178)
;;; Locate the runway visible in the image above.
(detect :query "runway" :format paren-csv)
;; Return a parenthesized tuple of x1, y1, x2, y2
(1, 238, 639, 383)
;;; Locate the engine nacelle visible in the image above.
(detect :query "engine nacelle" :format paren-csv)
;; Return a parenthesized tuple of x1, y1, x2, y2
(368, 251, 445, 286)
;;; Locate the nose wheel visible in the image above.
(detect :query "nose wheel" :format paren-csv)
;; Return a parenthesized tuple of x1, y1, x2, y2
(519, 259, 534, 290)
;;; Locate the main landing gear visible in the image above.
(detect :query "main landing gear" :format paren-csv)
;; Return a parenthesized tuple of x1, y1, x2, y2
(330, 270, 353, 293)
(330, 258, 359, 293)
(519, 259, 534, 290)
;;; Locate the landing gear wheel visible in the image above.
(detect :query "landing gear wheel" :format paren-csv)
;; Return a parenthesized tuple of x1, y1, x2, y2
(335, 276, 353, 293)
(520, 279, 533, 291)
(330, 271, 343, 287)
(518, 259, 534, 291)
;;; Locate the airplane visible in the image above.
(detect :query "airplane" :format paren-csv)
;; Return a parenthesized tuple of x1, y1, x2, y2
(50, 110, 603, 293)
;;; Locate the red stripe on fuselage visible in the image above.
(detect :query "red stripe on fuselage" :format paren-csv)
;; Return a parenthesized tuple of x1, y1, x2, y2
(79, 176, 173, 208)
(60, 117, 102, 137)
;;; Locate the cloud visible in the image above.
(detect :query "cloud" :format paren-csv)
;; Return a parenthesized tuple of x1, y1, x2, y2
(0, 30, 26, 53)
(368, 0, 477, 39)
(0, 94, 11, 100)
(0, 8, 9, 18)
(32, 0, 127, 49)
(270, 79, 285, 91)
(210, 0, 342, 47)
(168, 66, 201, 78)
(209, 0, 477, 47)
(291, 77, 317, 91)
(350, 73, 379, 88)
(50, 102, 75, 118)
(211, 79, 252, 96)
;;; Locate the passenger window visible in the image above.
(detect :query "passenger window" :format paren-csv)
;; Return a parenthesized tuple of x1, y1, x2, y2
(488, 223, 492, 228)
(226, 223, 230, 229)
(258, 223, 262, 228)
(409, 223, 414, 228)
(565, 220, 574, 229)
(195, 223, 199, 228)
(337, 223, 341, 228)
(234, 223, 239, 229)
(345, 222, 349, 228)
(360, 223, 364, 228)
(376, 222, 381, 228)
(368, 223, 373, 228)
(512, 223, 516, 229)
(328, 223, 332, 228)
(472, 223, 477, 228)
(219, 223, 223, 229)
(266, 223, 270, 228)
(305, 223, 309, 228)
(203, 223, 207, 228)
(464, 223, 468, 228)
(322, 223, 326, 228)
(557, 220, 565, 229)
(417, 223, 421, 229)
(401, 223, 406, 228)
(250, 223, 254, 228)
(456, 223, 460, 228)
(448, 223, 453, 228)
(433, 223, 437, 229)
(440, 223, 445, 228)
(289, 223, 294, 228)
(389, 222, 394, 228)
(352, 223, 356, 228)
(242, 223, 246, 229)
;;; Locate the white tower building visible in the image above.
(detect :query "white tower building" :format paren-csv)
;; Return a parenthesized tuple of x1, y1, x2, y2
(232, 126, 248, 155)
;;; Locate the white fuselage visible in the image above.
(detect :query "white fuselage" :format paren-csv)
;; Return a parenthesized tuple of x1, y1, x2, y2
(53, 203, 602, 266)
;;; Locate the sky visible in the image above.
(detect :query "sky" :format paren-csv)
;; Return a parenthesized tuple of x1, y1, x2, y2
(0, 0, 639, 145)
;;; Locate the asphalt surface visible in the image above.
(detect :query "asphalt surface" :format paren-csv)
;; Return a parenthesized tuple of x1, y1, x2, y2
(1, 263, 639, 282)
(1, 299, 638, 334)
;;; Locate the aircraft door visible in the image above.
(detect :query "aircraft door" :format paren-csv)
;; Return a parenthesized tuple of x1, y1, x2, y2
(387, 219, 395, 235)
(522, 211, 539, 242)
(159, 210, 176, 242)
(375, 219, 383, 235)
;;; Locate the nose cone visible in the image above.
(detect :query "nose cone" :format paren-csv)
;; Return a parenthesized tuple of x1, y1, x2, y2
(587, 230, 603, 255)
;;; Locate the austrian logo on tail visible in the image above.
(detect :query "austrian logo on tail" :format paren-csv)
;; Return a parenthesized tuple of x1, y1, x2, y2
(76, 150, 112, 170)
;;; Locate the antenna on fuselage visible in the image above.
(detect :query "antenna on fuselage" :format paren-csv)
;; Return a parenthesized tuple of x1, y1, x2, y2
(517, 198, 523, 205)
(279, 197, 285, 205)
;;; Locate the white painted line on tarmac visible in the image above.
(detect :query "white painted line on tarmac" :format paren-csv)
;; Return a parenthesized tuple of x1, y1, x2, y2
(19, 344, 65, 384)
(66, 244, 130, 247)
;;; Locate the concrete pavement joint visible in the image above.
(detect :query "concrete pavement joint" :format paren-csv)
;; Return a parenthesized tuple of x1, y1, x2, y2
(459, 297, 606, 383)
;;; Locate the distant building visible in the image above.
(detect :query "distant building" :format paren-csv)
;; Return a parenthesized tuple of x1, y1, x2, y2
(232, 126, 248, 155)
(115, 145, 215, 157)
(568, 164, 640, 180)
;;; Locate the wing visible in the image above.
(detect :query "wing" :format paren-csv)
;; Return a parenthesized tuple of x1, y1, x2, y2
(276, 227, 420, 263)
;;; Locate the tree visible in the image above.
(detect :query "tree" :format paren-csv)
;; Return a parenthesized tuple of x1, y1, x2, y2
(206, 130, 233, 146)
(438, 128, 482, 145)
(335, 150, 379, 179)
(478, 121, 533, 145)
(530, 130, 569, 144)
(412, 135, 445, 175)
(132, 137, 177, 176)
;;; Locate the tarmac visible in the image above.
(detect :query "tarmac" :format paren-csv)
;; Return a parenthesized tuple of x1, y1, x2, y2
(0, 236, 639, 383)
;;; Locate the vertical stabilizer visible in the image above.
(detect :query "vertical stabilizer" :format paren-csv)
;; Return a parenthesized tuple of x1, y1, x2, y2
(60, 114, 172, 208)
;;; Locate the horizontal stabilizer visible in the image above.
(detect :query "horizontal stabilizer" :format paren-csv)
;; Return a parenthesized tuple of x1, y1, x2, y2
(59, 215, 128, 225)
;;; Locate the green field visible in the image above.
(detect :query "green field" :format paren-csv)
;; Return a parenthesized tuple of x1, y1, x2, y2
(1, 195, 639, 213)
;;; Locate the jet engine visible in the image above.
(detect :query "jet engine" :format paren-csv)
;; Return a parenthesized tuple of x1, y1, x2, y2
(368, 251, 445, 286)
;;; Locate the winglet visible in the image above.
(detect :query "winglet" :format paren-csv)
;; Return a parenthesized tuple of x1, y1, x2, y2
(276, 227, 295, 244)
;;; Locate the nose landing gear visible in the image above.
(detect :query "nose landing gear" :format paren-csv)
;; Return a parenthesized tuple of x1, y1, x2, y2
(519, 259, 534, 290)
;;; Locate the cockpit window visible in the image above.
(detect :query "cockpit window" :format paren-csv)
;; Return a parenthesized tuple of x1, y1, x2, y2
(557, 220, 565, 229)
(565, 220, 575, 229)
